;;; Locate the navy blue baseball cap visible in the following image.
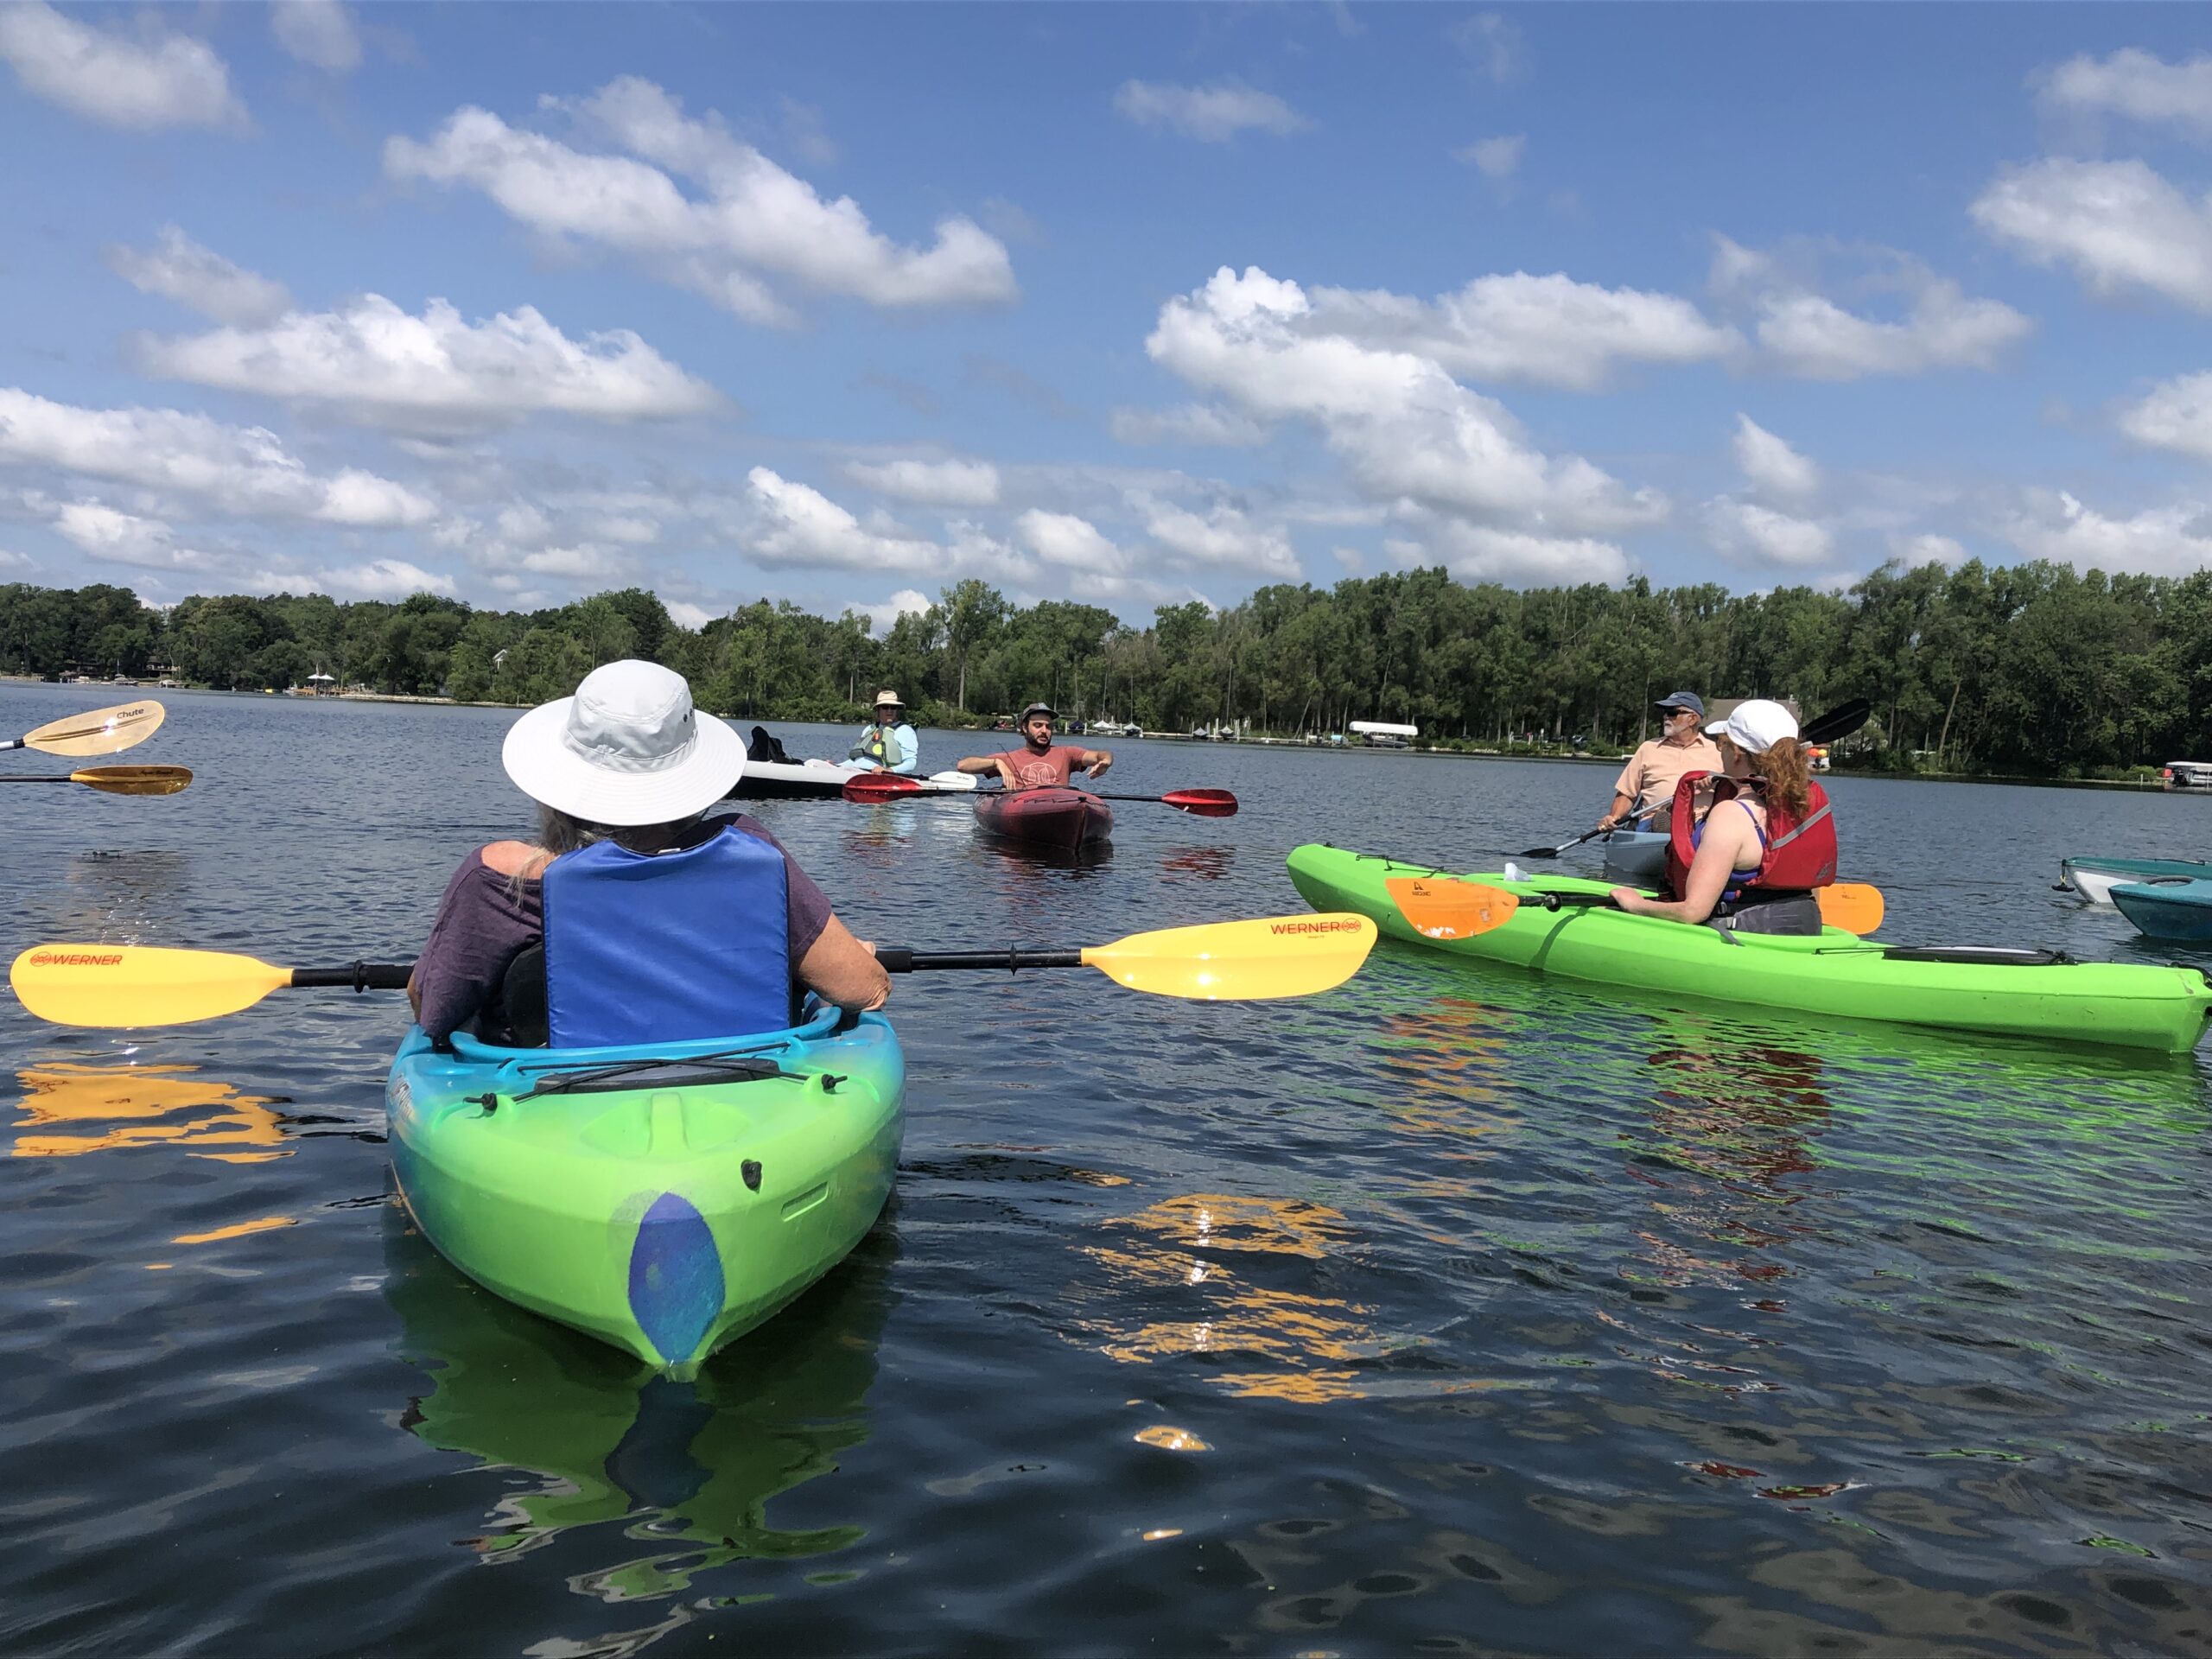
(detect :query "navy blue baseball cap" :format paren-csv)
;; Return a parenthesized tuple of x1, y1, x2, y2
(1655, 690, 1706, 718)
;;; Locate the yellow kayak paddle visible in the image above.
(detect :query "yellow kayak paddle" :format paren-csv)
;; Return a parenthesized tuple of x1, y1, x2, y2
(11, 914, 1378, 1029)
(0, 765, 193, 796)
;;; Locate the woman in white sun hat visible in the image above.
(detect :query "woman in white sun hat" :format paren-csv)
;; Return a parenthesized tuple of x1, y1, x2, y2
(407, 659, 888, 1046)
(839, 690, 920, 775)
(1609, 697, 1838, 936)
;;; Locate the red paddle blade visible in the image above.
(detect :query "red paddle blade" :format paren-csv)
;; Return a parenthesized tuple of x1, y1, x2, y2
(842, 773, 925, 801)
(1161, 789, 1237, 817)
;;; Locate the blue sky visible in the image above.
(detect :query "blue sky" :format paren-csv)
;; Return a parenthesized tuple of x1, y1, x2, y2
(5, 3, 2212, 629)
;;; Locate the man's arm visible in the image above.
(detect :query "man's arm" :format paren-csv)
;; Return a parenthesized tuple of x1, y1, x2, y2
(1081, 746, 1113, 779)
(797, 914, 891, 1010)
(955, 753, 1002, 775)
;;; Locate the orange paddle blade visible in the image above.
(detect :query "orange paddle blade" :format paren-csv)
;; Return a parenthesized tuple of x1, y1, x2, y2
(1816, 883, 1883, 935)
(1385, 877, 1521, 941)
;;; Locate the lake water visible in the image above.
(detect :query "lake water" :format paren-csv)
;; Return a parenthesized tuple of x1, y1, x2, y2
(2, 683, 2208, 1656)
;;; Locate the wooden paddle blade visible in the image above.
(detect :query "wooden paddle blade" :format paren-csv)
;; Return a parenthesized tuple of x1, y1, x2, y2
(841, 772, 925, 801)
(22, 699, 165, 758)
(70, 765, 193, 796)
(11, 944, 292, 1027)
(1079, 913, 1376, 1000)
(1161, 788, 1237, 817)
(1386, 877, 1521, 941)
(1816, 882, 1883, 936)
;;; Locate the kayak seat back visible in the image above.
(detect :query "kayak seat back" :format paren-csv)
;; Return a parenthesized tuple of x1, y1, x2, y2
(543, 826, 791, 1049)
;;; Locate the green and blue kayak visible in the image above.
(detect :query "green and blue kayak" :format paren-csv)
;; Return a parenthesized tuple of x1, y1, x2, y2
(1287, 843, 2212, 1053)
(386, 1005, 905, 1372)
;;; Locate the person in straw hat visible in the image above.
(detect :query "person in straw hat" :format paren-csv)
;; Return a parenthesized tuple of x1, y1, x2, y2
(408, 659, 888, 1046)
(839, 690, 920, 775)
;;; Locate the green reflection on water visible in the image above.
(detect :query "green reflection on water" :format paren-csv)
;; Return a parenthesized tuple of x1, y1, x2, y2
(383, 1207, 894, 1600)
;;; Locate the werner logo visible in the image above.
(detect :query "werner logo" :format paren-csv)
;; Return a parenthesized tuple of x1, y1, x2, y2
(1270, 919, 1363, 936)
(31, 951, 124, 967)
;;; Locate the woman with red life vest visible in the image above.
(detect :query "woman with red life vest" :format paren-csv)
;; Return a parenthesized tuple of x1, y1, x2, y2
(406, 659, 888, 1047)
(1607, 698, 1837, 936)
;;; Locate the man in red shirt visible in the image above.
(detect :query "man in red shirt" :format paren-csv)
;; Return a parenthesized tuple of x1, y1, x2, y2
(957, 702, 1114, 791)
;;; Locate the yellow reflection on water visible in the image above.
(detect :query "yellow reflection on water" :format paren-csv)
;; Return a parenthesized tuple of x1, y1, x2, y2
(172, 1216, 296, 1245)
(1077, 1194, 1438, 1404)
(12, 1062, 292, 1162)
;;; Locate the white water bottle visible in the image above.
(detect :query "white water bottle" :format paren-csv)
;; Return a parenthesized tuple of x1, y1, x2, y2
(1503, 860, 1528, 884)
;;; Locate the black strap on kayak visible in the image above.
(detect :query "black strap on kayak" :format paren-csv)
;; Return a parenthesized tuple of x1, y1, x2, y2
(511, 1052, 790, 1101)
(1878, 945, 2076, 967)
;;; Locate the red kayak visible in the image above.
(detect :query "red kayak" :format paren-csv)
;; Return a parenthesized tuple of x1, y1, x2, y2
(973, 786, 1114, 850)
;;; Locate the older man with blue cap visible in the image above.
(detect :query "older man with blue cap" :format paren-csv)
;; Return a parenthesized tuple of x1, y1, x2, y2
(1598, 690, 1721, 833)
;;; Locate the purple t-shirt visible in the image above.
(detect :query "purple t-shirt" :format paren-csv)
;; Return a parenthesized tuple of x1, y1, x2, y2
(412, 814, 836, 1042)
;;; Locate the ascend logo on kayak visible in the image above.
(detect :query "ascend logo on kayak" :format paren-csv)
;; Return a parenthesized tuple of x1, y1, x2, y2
(1270, 919, 1363, 936)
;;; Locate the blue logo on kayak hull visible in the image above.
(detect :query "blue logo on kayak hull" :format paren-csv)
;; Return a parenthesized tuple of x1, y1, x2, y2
(627, 1192, 725, 1365)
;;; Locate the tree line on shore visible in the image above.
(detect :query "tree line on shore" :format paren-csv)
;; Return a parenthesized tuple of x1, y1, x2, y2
(2, 556, 2204, 776)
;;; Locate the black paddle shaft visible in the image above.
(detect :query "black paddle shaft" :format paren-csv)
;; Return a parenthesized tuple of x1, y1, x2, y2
(874, 947, 1084, 973)
(292, 961, 416, 991)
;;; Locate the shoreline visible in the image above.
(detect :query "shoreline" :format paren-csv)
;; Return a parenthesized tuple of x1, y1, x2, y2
(1, 676, 2183, 791)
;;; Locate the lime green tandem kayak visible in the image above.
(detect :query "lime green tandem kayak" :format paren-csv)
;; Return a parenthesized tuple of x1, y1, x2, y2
(1287, 844, 2212, 1053)
(385, 1006, 905, 1372)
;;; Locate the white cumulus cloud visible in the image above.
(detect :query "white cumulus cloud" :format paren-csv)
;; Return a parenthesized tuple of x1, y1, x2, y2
(313, 557, 457, 599)
(1732, 415, 1821, 499)
(843, 457, 1001, 506)
(1713, 237, 2031, 378)
(0, 388, 432, 526)
(44, 500, 212, 570)
(105, 226, 290, 326)
(133, 296, 720, 432)
(1112, 79, 1307, 142)
(385, 77, 1017, 322)
(271, 1, 360, 73)
(1311, 270, 1738, 391)
(2037, 48, 2212, 141)
(1139, 499, 1300, 579)
(1707, 499, 1834, 569)
(745, 467, 946, 574)
(1017, 508, 1126, 573)
(1973, 158, 2212, 314)
(0, 2, 245, 132)
(2001, 489, 2212, 575)
(2121, 371, 2212, 461)
(1147, 266, 1667, 555)
(853, 588, 931, 632)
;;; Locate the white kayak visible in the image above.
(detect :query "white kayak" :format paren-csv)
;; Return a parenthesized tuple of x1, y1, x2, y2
(2059, 855, 2212, 906)
(1599, 830, 1668, 884)
(733, 761, 978, 802)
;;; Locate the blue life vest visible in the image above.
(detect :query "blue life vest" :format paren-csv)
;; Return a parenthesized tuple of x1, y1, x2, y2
(542, 822, 791, 1047)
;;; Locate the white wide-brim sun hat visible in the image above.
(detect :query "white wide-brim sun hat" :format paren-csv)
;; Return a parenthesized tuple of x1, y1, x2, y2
(502, 658, 746, 827)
